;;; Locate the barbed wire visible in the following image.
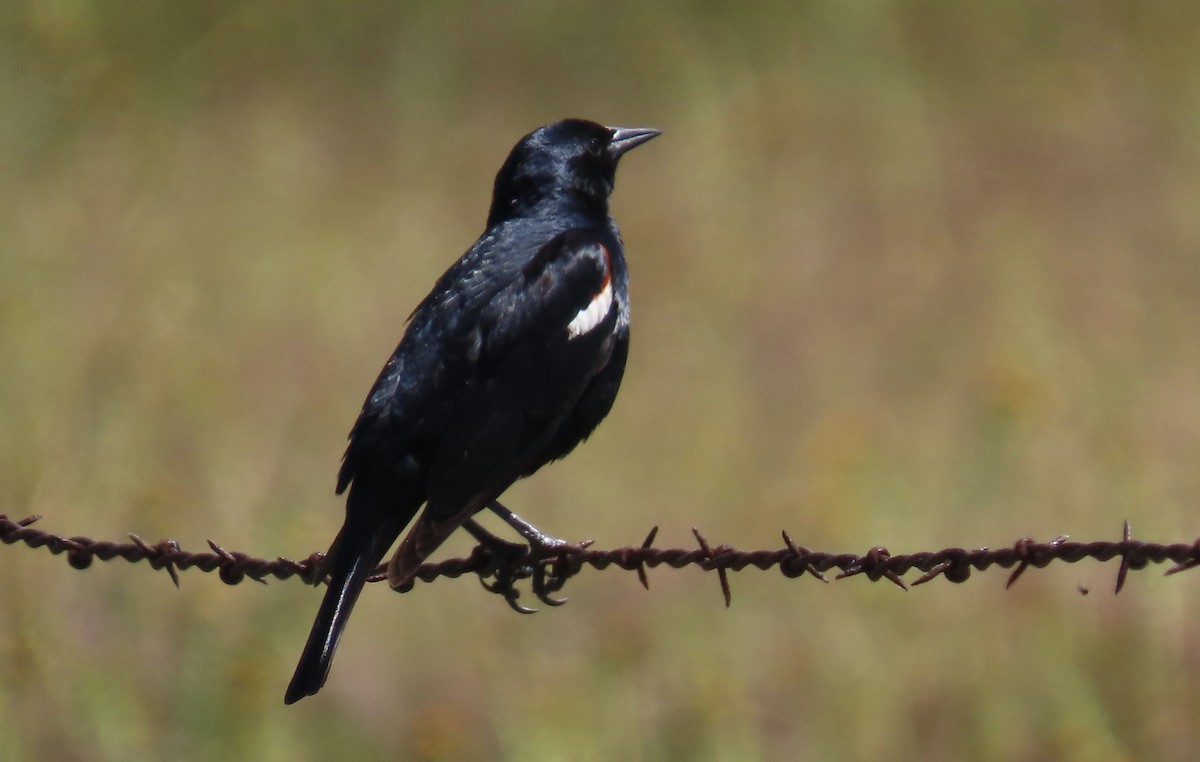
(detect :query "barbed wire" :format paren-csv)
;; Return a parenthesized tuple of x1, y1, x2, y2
(2, 512, 1198, 611)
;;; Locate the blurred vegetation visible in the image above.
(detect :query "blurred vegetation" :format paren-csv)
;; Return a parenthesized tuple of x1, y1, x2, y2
(3, 1, 1200, 760)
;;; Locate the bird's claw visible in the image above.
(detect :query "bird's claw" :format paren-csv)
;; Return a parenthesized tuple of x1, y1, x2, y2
(521, 533, 591, 607)
(535, 537, 593, 601)
(480, 573, 538, 614)
(469, 528, 539, 612)
(531, 564, 568, 607)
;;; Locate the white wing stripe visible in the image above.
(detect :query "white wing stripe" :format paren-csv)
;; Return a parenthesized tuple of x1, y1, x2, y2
(566, 280, 614, 339)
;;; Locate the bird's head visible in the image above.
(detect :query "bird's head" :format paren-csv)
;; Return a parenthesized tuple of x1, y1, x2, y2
(488, 119, 660, 227)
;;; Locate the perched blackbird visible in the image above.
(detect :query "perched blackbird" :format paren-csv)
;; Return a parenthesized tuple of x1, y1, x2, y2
(285, 119, 659, 704)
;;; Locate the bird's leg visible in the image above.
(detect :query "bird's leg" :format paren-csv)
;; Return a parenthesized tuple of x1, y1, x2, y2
(486, 500, 590, 555)
(463, 517, 522, 550)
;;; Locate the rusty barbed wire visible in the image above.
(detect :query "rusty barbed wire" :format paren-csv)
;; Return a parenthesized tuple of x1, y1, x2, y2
(2, 513, 1198, 611)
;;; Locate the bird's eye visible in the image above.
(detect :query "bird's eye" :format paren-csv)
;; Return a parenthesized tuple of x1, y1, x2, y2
(587, 139, 606, 157)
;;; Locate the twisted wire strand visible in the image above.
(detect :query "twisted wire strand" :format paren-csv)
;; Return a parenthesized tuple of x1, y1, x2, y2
(2, 513, 1198, 608)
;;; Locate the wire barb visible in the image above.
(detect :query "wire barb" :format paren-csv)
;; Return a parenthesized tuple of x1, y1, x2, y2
(780, 530, 829, 583)
(1115, 520, 1138, 594)
(692, 527, 733, 607)
(635, 526, 659, 590)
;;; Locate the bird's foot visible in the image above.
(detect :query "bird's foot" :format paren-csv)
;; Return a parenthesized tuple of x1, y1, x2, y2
(464, 520, 538, 613)
(465, 505, 593, 613)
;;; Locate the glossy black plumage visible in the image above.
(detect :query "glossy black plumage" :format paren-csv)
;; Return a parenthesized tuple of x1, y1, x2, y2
(285, 119, 658, 704)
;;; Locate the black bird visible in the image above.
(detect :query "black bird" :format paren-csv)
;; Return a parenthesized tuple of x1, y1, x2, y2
(284, 119, 659, 704)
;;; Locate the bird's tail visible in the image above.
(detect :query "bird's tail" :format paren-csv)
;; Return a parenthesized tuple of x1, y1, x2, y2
(285, 470, 419, 704)
(283, 528, 380, 704)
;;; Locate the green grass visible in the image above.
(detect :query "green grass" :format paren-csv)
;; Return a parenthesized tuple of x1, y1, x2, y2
(3, 2, 1200, 760)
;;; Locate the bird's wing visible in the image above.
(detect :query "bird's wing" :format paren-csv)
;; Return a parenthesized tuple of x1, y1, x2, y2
(385, 228, 619, 588)
(334, 254, 499, 496)
(483, 227, 616, 351)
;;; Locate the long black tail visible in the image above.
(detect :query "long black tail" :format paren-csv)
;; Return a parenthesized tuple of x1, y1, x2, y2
(285, 471, 419, 704)
(284, 526, 381, 704)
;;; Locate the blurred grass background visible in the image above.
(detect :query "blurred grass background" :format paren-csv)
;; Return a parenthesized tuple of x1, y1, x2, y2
(3, 1, 1200, 759)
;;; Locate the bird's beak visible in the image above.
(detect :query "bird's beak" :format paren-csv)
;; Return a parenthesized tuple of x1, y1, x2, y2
(608, 126, 662, 158)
